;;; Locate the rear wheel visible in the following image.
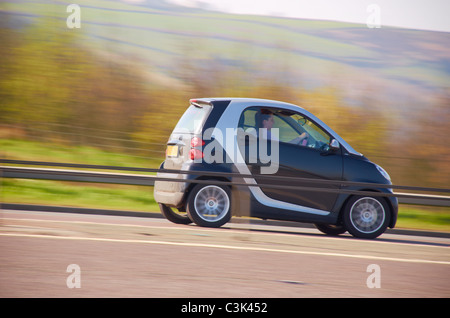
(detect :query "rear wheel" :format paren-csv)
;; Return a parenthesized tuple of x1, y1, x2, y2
(343, 196, 390, 239)
(159, 203, 192, 225)
(187, 184, 231, 228)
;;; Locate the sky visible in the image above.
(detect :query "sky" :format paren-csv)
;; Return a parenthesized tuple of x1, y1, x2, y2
(166, 0, 450, 32)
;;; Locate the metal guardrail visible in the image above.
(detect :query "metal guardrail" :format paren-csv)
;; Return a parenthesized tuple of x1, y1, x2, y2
(1, 159, 450, 207)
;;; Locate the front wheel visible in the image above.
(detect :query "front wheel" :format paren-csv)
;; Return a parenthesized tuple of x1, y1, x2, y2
(314, 223, 347, 236)
(187, 184, 231, 228)
(343, 196, 391, 239)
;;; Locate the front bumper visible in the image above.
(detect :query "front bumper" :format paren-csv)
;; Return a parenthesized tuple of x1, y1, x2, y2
(387, 195, 399, 228)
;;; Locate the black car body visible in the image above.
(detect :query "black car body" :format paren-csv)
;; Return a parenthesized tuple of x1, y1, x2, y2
(154, 98, 398, 239)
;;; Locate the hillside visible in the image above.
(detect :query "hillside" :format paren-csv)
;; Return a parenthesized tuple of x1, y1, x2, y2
(2, 0, 449, 106)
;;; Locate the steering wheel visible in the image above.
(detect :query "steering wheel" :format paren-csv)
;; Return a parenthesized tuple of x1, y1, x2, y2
(299, 135, 320, 149)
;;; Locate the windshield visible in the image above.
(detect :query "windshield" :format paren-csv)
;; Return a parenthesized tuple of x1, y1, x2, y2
(173, 104, 212, 133)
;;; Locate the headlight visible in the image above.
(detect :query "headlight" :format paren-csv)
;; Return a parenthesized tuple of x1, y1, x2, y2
(376, 164, 391, 181)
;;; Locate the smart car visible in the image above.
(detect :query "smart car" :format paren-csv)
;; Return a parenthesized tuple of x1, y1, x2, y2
(154, 98, 398, 239)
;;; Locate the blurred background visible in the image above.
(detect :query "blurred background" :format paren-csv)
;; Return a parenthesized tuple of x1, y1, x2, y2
(0, 0, 449, 230)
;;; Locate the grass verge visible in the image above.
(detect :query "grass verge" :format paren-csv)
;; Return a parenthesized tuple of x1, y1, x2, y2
(1, 179, 159, 213)
(0, 138, 164, 168)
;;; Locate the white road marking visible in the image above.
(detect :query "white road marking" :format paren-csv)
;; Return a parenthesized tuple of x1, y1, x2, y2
(2, 215, 449, 249)
(1, 232, 449, 265)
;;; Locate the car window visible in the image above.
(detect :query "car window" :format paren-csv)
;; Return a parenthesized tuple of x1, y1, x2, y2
(238, 108, 257, 130)
(173, 104, 212, 133)
(275, 112, 331, 149)
(301, 118, 331, 145)
(239, 107, 331, 150)
(272, 114, 300, 143)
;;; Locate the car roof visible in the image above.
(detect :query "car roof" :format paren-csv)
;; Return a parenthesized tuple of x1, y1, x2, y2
(196, 97, 300, 104)
(195, 97, 306, 110)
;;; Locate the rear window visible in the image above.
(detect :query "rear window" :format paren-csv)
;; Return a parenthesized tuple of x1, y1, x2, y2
(173, 104, 212, 133)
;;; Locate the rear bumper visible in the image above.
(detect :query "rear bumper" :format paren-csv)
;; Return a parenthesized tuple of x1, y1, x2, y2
(153, 172, 188, 208)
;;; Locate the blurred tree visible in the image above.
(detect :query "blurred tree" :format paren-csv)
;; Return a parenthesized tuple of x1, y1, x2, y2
(0, 12, 21, 122)
(297, 86, 391, 158)
(402, 92, 450, 188)
(0, 17, 151, 149)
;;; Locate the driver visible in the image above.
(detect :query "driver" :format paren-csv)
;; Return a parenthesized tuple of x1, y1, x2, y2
(260, 110, 309, 145)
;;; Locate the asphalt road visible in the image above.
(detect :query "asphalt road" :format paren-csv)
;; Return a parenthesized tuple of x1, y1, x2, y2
(0, 210, 449, 298)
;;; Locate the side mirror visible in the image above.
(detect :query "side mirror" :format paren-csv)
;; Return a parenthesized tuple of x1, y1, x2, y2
(329, 139, 340, 151)
(320, 139, 339, 156)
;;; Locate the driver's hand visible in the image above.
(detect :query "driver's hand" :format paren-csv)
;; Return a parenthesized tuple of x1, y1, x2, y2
(298, 132, 309, 146)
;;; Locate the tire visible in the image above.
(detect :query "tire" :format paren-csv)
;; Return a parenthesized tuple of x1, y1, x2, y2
(314, 223, 347, 236)
(159, 203, 192, 225)
(343, 195, 391, 239)
(186, 184, 231, 228)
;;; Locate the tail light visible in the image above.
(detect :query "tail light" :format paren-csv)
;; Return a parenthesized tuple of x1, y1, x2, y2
(189, 148, 203, 160)
(190, 137, 205, 147)
(190, 137, 205, 160)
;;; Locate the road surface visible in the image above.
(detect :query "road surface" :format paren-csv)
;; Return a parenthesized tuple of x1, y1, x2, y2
(0, 210, 449, 298)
